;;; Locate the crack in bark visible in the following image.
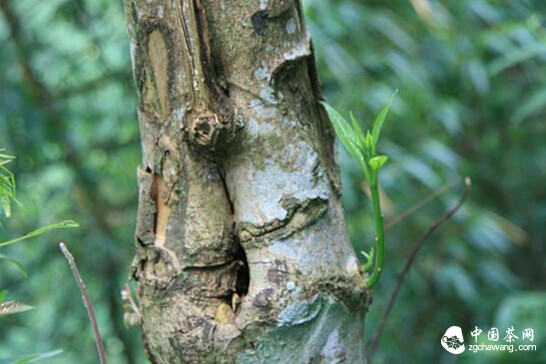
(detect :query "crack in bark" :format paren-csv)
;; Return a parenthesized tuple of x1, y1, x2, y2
(218, 165, 250, 298)
(182, 259, 240, 272)
(238, 197, 328, 247)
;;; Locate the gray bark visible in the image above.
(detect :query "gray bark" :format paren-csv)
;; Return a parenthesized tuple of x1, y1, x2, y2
(123, 1, 369, 362)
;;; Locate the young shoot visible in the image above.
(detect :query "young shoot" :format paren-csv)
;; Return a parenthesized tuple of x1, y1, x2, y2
(322, 90, 397, 289)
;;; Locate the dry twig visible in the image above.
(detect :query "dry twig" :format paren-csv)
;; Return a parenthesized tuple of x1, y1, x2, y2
(59, 242, 108, 364)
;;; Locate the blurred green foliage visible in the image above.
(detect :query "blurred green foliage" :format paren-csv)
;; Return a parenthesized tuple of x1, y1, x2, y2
(0, 0, 544, 363)
(0, 0, 142, 362)
(306, 0, 546, 362)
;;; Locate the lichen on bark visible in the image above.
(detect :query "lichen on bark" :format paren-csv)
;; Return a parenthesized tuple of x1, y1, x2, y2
(123, 0, 369, 363)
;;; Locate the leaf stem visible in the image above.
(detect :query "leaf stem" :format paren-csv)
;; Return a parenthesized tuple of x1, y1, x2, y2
(365, 177, 385, 288)
(367, 177, 471, 359)
(0, 220, 79, 248)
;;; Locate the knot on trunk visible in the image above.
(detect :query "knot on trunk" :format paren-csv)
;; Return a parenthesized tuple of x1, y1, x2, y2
(188, 110, 241, 153)
(191, 112, 222, 147)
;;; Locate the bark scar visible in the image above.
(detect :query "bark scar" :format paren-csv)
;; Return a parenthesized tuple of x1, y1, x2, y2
(238, 197, 328, 248)
(152, 174, 171, 247)
(179, 0, 241, 153)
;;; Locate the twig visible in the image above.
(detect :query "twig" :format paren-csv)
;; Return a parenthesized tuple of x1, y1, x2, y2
(0, 1, 53, 104)
(367, 177, 471, 361)
(59, 242, 108, 364)
(385, 177, 461, 230)
(124, 283, 141, 319)
(56, 69, 131, 98)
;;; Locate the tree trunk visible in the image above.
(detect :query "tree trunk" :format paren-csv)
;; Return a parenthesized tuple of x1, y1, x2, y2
(123, 1, 369, 362)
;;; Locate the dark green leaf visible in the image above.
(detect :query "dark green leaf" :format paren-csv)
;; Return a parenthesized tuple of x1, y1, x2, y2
(511, 88, 546, 125)
(0, 254, 27, 277)
(0, 290, 7, 303)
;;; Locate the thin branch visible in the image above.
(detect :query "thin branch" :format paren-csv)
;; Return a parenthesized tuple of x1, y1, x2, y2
(367, 177, 472, 361)
(0, 1, 53, 105)
(124, 283, 141, 319)
(385, 177, 461, 230)
(59, 242, 108, 364)
(56, 69, 131, 98)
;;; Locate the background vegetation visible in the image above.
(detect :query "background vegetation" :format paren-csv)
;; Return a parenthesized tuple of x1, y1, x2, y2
(0, 0, 544, 363)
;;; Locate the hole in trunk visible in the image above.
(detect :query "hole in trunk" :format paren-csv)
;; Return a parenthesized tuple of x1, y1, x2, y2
(234, 241, 249, 297)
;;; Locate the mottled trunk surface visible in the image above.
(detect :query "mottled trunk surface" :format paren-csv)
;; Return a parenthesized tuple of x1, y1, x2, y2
(123, 1, 369, 363)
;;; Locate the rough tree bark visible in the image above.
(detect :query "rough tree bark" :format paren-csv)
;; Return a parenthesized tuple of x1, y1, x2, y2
(123, 1, 370, 363)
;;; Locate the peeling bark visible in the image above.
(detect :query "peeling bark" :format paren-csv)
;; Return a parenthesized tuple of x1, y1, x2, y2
(123, 1, 369, 363)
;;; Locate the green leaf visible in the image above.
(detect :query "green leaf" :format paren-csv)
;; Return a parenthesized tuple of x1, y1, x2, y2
(511, 88, 546, 125)
(0, 196, 10, 218)
(369, 155, 389, 171)
(361, 248, 374, 272)
(349, 110, 366, 146)
(364, 131, 374, 154)
(0, 290, 7, 303)
(0, 350, 63, 364)
(0, 157, 19, 218)
(0, 150, 15, 165)
(322, 102, 360, 151)
(322, 102, 371, 181)
(489, 42, 546, 75)
(0, 254, 27, 277)
(0, 300, 34, 317)
(0, 220, 80, 249)
(371, 90, 397, 153)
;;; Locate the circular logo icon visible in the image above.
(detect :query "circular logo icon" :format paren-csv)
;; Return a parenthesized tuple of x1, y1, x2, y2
(441, 326, 465, 354)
